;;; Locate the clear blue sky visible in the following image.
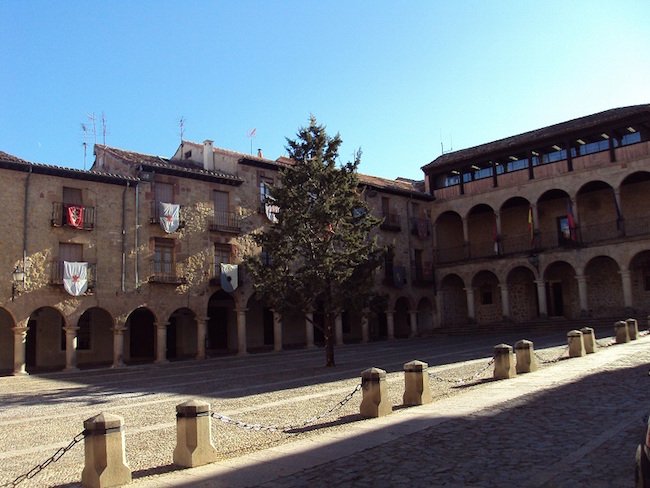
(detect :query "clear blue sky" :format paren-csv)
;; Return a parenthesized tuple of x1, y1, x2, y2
(1, 1, 649, 180)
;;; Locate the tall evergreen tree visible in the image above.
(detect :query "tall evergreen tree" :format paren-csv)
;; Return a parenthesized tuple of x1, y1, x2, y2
(245, 116, 382, 366)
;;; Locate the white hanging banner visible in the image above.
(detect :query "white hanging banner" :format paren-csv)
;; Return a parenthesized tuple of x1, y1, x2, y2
(220, 263, 239, 292)
(160, 202, 180, 233)
(63, 261, 88, 296)
(265, 202, 279, 223)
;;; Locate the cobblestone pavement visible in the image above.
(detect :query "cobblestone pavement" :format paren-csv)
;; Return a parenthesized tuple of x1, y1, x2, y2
(0, 327, 643, 487)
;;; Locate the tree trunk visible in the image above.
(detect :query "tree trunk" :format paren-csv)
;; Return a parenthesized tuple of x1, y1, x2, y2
(324, 311, 336, 367)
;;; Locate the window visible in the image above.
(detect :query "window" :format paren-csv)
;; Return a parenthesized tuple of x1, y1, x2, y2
(154, 239, 174, 276)
(444, 174, 460, 187)
(213, 190, 229, 213)
(473, 166, 493, 180)
(506, 158, 528, 172)
(63, 187, 83, 205)
(184, 150, 192, 159)
(621, 132, 641, 146)
(214, 243, 231, 276)
(381, 197, 390, 216)
(578, 139, 609, 156)
(259, 176, 273, 205)
(481, 288, 493, 305)
(60, 242, 83, 262)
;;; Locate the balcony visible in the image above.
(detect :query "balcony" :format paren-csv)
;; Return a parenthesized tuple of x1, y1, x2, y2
(148, 261, 187, 284)
(49, 260, 96, 292)
(380, 213, 401, 232)
(51, 202, 95, 230)
(410, 218, 431, 239)
(411, 265, 434, 287)
(209, 211, 241, 234)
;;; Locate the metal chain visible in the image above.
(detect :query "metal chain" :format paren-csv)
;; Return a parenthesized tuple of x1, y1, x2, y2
(428, 356, 495, 385)
(534, 345, 569, 364)
(0, 430, 86, 488)
(211, 384, 362, 433)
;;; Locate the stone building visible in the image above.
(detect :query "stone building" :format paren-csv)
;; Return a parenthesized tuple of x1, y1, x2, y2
(422, 104, 650, 327)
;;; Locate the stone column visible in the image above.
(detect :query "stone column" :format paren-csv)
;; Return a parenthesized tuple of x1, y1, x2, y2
(360, 367, 392, 418)
(386, 311, 395, 340)
(64, 326, 79, 371)
(535, 279, 548, 317)
(361, 314, 369, 344)
(514, 340, 538, 374)
(273, 311, 282, 352)
(236, 309, 248, 356)
(12, 323, 28, 376)
(196, 317, 207, 360)
(305, 311, 315, 348)
(499, 284, 510, 320)
(567, 330, 586, 357)
(576, 274, 588, 315)
(81, 413, 131, 488)
(335, 314, 344, 346)
(155, 322, 168, 364)
(173, 400, 218, 468)
(620, 270, 633, 308)
(111, 322, 126, 369)
(493, 344, 516, 380)
(409, 310, 418, 338)
(465, 287, 476, 321)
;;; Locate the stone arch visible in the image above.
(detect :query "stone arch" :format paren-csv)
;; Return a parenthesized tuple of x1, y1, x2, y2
(471, 270, 501, 324)
(576, 180, 620, 243)
(416, 297, 436, 334)
(25, 306, 67, 372)
(629, 250, 650, 314)
(506, 266, 538, 323)
(499, 196, 533, 255)
(584, 256, 624, 318)
(77, 307, 113, 368)
(435, 210, 464, 263)
(467, 204, 497, 259)
(393, 296, 411, 338)
(125, 307, 156, 364)
(0, 307, 15, 373)
(620, 172, 650, 237)
(207, 290, 237, 354)
(543, 261, 578, 319)
(536, 188, 573, 249)
(439, 274, 467, 327)
(168, 308, 197, 360)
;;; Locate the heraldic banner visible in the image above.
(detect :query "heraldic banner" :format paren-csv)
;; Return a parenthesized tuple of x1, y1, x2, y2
(63, 261, 88, 296)
(160, 202, 180, 233)
(66, 205, 84, 229)
(220, 263, 239, 292)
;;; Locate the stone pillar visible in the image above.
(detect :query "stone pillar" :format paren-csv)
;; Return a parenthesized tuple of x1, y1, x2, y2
(273, 311, 282, 352)
(403, 360, 432, 406)
(111, 323, 126, 369)
(620, 270, 633, 308)
(81, 413, 131, 488)
(64, 326, 80, 371)
(155, 322, 168, 364)
(535, 280, 548, 317)
(360, 367, 392, 418)
(305, 311, 315, 348)
(499, 284, 510, 320)
(567, 330, 586, 357)
(493, 344, 516, 380)
(465, 287, 476, 321)
(335, 314, 344, 346)
(361, 314, 369, 344)
(626, 318, 639, 341)
(173, 400, 218, 468)
(575, 274, 588, 315)
(615, 320, 630, 344)
(236, 309, 248, 356)
(409, 310, 418, 338)
(580, 327, 596, 354)
(12, 324, 28, 376)
(196, 317, 207, 360)
(386, 312, 395, 340)
(514, 340, 538, 374)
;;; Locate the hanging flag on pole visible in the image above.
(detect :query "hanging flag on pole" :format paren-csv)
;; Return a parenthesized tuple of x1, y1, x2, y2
(566, 199, 577, 241)
(528, 206, 534, 246)
(247, 128, 256, 155)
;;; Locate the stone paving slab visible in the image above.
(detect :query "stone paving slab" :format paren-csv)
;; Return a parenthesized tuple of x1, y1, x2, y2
(130, 336, 650, 487)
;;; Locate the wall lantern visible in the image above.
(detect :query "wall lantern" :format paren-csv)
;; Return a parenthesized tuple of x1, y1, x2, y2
(11, 265, 25, 301)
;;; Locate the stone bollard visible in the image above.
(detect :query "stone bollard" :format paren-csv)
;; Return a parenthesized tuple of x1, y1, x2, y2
(81, 413, 131, 488)
(493, 344, 516, 380)
(403, 360, 432, 406)
(514, 340, 538, 374)
(580, 327, 596, 354)
(173, 400, 218, 468)
(626, 318, 639, 341)
(567, 330, 586, 357)
(615, 320, 630, 344)
(360, 367, 392, 418)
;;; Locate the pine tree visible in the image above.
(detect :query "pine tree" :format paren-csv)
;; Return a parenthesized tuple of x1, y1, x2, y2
(245, 116, 382, 366)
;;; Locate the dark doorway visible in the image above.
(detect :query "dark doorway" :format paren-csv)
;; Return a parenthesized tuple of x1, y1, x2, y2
(128, 308, 155, 362)
(263, 308, 274, 346)
(26, 318, 37, 368)
(546, 282, 564, 317)
(207, 291, 233, 352)
(166, 318, 177, 360)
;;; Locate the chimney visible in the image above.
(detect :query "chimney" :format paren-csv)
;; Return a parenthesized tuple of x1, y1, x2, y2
(257, 148, 263, 158)
(203, 140, 214, 170)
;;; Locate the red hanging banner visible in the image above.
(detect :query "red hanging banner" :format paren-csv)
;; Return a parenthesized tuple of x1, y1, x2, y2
(66, 206, 84, 229)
